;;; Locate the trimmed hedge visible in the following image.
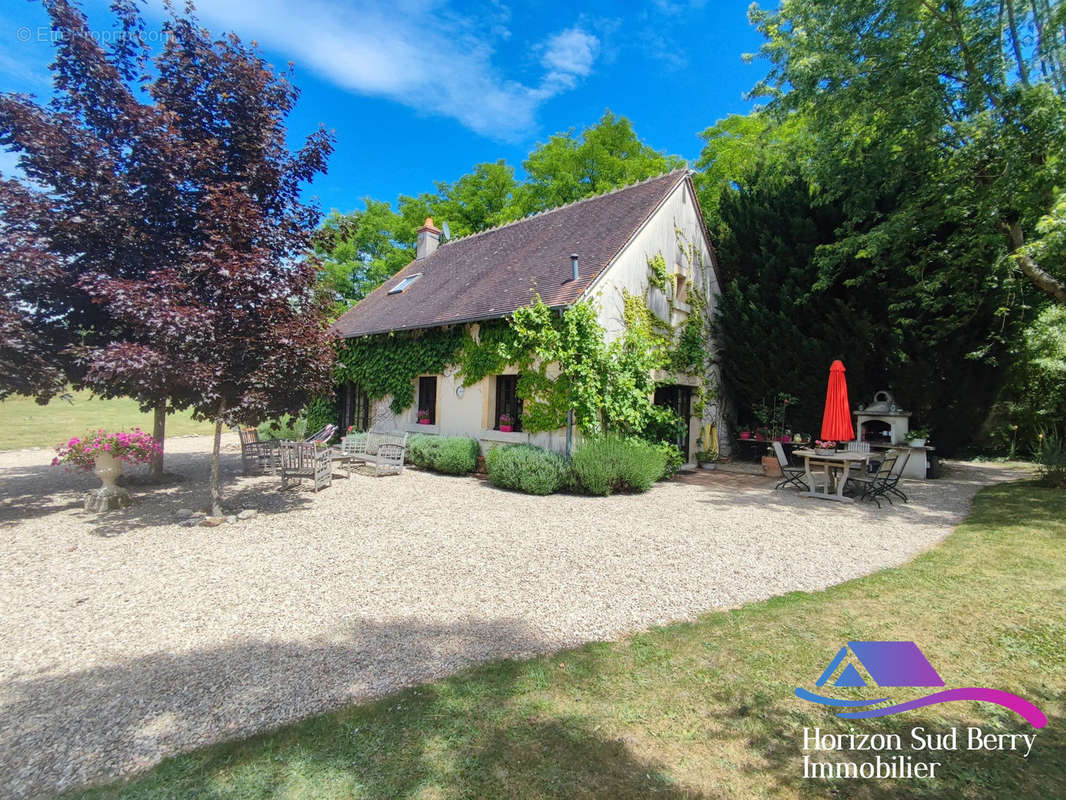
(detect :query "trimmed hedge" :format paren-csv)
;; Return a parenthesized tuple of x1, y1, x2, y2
(486, 444, 571, 495)
(572, 435, 666, 495)
(408, 434, 479, 475)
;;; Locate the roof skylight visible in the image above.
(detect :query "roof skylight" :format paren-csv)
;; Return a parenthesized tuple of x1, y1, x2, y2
(388, 273, 422, 295)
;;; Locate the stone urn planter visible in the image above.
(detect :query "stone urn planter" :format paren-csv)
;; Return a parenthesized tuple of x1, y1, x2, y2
(84, 451, 131, 512)
(53, 429, 160, 513)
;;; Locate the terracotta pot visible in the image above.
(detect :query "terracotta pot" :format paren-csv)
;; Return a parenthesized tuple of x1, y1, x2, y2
(761, 455, 782, 478)
(499, 424, 513, 433)
(93, 451, 122, 491)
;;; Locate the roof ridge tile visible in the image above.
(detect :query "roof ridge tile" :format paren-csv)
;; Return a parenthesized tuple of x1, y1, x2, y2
(440, 168, 687, 248)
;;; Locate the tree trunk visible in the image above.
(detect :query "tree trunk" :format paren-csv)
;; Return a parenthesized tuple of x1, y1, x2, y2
(209, 396, 227, 517)
(1005, 0, 1031, 87)
(150, 401, 166, 482)
(1007, 220, 1066, 305)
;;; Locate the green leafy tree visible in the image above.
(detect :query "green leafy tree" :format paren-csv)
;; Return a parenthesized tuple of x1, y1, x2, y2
(748, 0, 1066, 306)
(517, 110, 686, 214)
(313, 201, 413, 313)
(400, 160, 520, 238)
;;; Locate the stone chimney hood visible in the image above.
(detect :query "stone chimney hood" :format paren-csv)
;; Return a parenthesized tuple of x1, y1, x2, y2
(416, 217, 442, 260)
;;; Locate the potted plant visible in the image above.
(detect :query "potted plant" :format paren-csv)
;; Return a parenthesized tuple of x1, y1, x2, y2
(53, 428, 161, 511)
(761, 446, 782, 477)
(498, 413, 514, 432)
(696, 449, 719, 469)
(906, 426, 930, 447)
(755, 427, 770, 441)
(417, 409, 432, 425)
(739, 428, 752, 440)
(813, 439, 837, 455)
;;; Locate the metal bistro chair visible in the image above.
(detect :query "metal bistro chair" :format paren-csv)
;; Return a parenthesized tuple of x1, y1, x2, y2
(883, 448, 911, 503)
(847, 451, 899, 508)
(772, 440, 808, 491)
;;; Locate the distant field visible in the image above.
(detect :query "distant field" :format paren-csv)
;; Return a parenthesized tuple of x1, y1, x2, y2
(0, 391, 216, 451)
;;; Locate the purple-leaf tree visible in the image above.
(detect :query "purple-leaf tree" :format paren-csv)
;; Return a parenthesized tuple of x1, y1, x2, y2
(0, 1, 335, 502)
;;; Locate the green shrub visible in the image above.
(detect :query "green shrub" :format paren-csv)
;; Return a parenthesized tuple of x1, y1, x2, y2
(486, 444, 570, 495)
(432, 437, 480, 475)
(652, 441, 684, 479)
(259, 414, 306, 441)
(572, 435, 666, 495)
(409, 434, 478, 475)
(305, 395, 338, 438)
(407, 434, 440, 469)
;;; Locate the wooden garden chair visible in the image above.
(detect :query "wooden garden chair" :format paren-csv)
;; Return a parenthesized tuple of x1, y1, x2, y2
(238, 427, 280, 476)
(279, 441, 333, 491)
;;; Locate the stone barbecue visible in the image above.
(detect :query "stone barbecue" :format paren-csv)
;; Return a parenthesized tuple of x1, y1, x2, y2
(855, 390, 912, 444)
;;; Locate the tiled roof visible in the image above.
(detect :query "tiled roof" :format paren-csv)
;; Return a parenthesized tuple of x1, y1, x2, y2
(332, 170, 692, 338)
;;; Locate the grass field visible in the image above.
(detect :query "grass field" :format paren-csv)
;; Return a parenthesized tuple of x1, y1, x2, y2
(72, 481, 1065, 799)
(0, 391, 216, 451)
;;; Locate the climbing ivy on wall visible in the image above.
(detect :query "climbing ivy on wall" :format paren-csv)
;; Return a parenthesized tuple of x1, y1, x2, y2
(647, 253, 669, 293)
(335, 327, 465, 414)
(456, 320, 522, 386)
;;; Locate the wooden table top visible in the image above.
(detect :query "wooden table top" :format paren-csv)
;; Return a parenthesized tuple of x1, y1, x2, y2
(792, 448, 871, 463)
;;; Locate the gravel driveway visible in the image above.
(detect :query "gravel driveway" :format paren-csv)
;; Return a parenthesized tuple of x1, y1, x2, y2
(0, 435, 1022, 797)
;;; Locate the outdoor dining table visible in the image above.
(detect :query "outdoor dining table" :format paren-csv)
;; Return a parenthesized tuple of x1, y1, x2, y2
(792, 448, 871, 503)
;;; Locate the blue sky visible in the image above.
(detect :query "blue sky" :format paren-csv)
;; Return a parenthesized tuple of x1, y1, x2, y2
(1, 0, 767, 214)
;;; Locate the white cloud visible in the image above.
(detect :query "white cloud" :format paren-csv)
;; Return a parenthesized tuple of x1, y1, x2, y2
(652, 0, 707, 16)
(184, 0, 600, 140)
(541, 28, 599, 80)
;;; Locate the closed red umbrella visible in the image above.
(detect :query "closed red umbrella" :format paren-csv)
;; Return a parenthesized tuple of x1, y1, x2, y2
(821, 360, 855, 441)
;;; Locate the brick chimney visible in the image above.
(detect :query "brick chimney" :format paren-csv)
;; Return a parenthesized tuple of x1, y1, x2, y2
(416, 217, 441, 260)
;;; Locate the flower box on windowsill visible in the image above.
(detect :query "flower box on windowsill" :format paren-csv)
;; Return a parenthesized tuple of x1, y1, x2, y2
(418, 419, 432, 425)
(498, 424, 513, 432)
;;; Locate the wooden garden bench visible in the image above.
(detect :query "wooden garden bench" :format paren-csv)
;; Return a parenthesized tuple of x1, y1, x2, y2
(337, 431, 407, 476)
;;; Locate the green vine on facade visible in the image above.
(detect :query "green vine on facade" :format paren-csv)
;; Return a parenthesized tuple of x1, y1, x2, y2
(647, 253, 669, 293)
(335, 327, 465, 413)
(456, 320, 522, 387)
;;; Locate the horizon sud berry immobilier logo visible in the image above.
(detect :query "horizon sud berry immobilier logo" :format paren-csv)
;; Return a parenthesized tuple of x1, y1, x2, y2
(793, 641, 1048, 780)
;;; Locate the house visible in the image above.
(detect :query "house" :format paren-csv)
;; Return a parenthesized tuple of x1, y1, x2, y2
(330, 169, 725, 463)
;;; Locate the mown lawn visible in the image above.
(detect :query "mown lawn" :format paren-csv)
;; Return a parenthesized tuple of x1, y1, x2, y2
(0, 391, 215, 451)
(72, 481, 1065, 799)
